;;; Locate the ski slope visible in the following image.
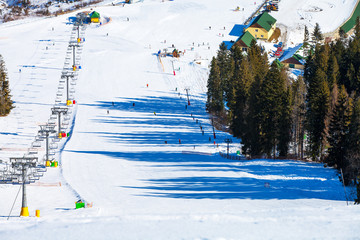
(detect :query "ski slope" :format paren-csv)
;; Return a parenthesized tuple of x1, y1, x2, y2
(0, 0, 360, 239)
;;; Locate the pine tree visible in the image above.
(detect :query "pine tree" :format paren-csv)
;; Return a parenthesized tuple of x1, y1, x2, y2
(306, 68, 330, 160)
(0, 55, 13, 116)
(243, 75, 263, 156)
(206, 57, 223, 113)
(303, 25, 310, 56)
(227, 45, 243, 118)
(326, 54, 339, 91)
(355, 16, 360, 41)
(231, 58, 253, 140)
(345, 98, 360, 192)
(326, 85, 352, 170)
(278, 84, 292, 157)
(217, 42, 234, 112)
(292, 76, 306, 159)
(259, 62, 284, 158)
(312, 23, 324, 45)
(240, 42, 269, 156)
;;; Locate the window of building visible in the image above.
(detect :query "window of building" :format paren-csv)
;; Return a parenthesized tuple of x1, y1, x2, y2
(261, 35, 264, 38)
(255, 29, 258, 32)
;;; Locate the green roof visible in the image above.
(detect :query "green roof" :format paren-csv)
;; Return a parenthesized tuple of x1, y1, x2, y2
(90, 11, 100, 19)
(239, 31, 256, 47)
(341, 1, 360, 33)
(274, 58, 284, 68)
(251, 12, 276, 31)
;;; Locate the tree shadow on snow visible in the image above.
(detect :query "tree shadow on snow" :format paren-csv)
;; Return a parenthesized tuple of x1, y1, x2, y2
(68, 95, 346, 201)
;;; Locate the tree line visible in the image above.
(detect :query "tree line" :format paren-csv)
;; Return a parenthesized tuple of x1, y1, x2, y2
(207, 41, 292, 159)
(206, 20, 360, 196)
(0, 55, 13, 116)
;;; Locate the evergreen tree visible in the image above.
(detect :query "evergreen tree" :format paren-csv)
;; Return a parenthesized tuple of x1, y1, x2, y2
(217, 42, 234, 111)
(247, 40, 269, 80)
(206, 57, 223, 113)
(303, 25, 310, 56)
(227, 45, 243, 119)
(345, 98, 360, 193)
(326, 85, 352, 170)
(231, 58, 253, 140)
(326, 54, 339, 91)
(240, 42, 269, 156)
(0, 55, 13, 116)
(258, 62, 284, 158)
(312, 23, 324, 44)
(306, 68, 330, 160)
(278, 84, 292, 157)
(292, 76, 306, 159)
(243, 75, 263, 156)
(355, 16, 360, 41)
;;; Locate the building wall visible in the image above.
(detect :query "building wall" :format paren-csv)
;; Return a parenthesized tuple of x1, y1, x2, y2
(91, 18, 100, 23)
(267, 23, 276, 40)
(246, 27, 268, 40)
(283, 62, 304, 70)
(246, 22, 276, 40)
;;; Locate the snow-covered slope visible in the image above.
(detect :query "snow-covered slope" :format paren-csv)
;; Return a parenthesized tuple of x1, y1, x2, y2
(0, 0, 360, 239)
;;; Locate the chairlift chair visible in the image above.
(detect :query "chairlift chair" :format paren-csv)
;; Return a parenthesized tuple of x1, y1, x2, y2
(50, 143, 58, 149)
(32, 141, 42, 148)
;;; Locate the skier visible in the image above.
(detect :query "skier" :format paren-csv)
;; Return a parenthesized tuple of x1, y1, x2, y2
(133, 102, 135, 107)
(179, 139, 181, 144)
(107, 110, 109, 114)
(147, 84, 149, 88)
(154, 112, 156, 116)
(112, 102, 114, 106)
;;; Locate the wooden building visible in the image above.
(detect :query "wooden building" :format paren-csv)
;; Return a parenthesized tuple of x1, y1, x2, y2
(245, 12, 277, 40)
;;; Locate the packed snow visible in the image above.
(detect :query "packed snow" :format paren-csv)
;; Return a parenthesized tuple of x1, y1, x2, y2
(0, 0, 360, 239)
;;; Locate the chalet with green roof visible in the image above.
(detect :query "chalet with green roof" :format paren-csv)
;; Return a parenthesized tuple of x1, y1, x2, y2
(89, 11, 100, 23)
(281, 54, 305, 70)
(245, 12, 277, 40)
(234, 31, 256, 51)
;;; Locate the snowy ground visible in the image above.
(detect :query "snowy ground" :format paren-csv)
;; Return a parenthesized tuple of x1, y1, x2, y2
(0, 0, 360, 239)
